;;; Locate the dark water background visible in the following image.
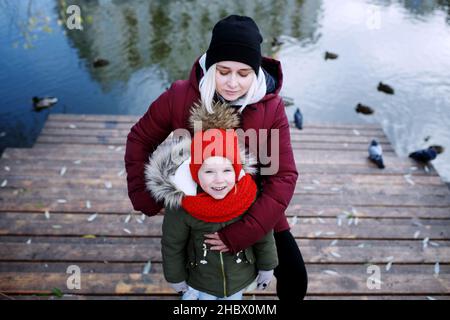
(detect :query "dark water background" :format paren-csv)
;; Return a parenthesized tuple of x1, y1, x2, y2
(1, 0, 449, 182)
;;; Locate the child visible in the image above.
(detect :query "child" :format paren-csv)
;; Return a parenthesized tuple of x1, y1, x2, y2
(145, 101, 278, 300)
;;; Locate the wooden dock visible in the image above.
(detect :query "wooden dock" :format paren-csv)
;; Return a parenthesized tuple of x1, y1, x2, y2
(0, 113, 449, 300)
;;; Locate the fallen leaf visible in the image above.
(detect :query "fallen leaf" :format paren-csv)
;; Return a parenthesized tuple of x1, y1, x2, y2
(87, 213, 98, 222)
(142, 260, 152, 274)
(323, 270, 338, 276)
(386, 261, 393, 271)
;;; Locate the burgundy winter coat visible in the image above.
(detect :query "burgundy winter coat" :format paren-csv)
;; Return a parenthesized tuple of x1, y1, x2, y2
(125, 57, 298, 253)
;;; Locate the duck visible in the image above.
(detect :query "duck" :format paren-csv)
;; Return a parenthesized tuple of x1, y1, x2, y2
(32, 96, 58, 110)
(324, 51, 338, 60)
(377, 82, 394, 94)
(271, 37, 284, 48)
(355, 103, 374, 115)
(93, 58, 110, 68)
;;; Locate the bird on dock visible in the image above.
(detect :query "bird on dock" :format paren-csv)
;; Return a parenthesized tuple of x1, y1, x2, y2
(294, 108, 303, 130)
(32, 96, 58, 110)
(409, 146, 441, 163)
(93, 58, 110, 68)
(355, 103, 374, 115)
(377, 82, 394, 94)
(368, 140, 385, 169)
(324, 51, 338, 60)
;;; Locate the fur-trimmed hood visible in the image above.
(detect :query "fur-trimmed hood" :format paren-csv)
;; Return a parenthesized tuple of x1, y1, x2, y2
(145, 101, 257, 209)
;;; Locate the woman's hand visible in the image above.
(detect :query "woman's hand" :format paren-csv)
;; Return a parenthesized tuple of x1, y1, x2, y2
(204, 232, 229, 252)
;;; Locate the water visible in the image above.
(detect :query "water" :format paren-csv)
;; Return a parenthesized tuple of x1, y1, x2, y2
(1, 0, 449, 182)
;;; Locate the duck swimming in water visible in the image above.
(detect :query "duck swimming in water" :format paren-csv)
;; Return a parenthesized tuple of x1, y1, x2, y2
(32, 96, 58, 110)
(324, 51, 338, 60)
(377, 82, 394, 95)
(356, 103, 374, 115)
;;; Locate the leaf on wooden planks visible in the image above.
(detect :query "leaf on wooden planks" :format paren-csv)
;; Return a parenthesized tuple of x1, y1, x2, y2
(87, 213, 98, 222)
(142, 260, 152, 274)
(323, 270, 339, 276)
(434, 262, 440, 277)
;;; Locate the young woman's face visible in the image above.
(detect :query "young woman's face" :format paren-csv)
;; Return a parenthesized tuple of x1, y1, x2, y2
(215, 61, 255, 101)
(197, 156, 236, 200)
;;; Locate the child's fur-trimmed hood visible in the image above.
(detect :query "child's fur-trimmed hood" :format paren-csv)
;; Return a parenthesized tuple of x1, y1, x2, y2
(145, 100, 257, 209)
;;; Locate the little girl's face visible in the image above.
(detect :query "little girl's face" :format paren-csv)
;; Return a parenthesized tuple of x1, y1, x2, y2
(197, 156, 236, 200)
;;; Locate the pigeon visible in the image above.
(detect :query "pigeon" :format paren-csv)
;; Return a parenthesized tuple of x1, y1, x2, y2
(368, 140, 385, 169)
(409, 147, 438, 163)
(294, 108, 303, 130)
(93, 58, 110, 68)
(32, 96, 58, 110)
(356, 103, 374, 115)
(430, 145, 445, 154)
(377, 82, 394, 94)
(324, 51, 338, 60)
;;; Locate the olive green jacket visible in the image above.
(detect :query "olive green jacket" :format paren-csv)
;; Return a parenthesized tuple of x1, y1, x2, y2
(162, 206, 278, 298)
(144, 137, 278, 298)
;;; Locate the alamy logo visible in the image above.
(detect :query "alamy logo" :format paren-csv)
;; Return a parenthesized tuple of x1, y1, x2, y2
(66, 5, 83, 30)
(66, 265, 81, 290)
(366, 264, 381, 290)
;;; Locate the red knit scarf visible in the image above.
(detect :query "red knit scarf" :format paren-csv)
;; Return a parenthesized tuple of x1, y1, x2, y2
(181, 174, 257, 223)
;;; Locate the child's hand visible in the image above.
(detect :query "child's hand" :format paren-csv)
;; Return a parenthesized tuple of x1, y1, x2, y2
(256, 270, 273, 290)
(168, 280, 188, 294)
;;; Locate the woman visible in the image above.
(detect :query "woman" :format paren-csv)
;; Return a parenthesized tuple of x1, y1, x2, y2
(125, 14, 308, 300)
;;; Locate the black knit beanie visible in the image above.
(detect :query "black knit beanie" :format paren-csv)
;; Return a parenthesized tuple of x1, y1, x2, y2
(205, 15, 263, 75)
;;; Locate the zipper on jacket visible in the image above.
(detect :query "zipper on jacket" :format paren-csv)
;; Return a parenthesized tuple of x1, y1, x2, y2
(219, 251, 227, 297)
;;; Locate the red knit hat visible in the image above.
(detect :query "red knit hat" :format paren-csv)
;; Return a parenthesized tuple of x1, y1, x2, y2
(189, 128, 242, 184)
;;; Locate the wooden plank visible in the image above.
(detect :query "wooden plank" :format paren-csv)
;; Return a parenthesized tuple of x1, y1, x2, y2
(43, 120, 385, 137)
(0, 147, 421, 166)
(1, 213, 449, 239)
(1, 157, 437, 176)
(1, 185, 449, 206)
(0, 237, 448, 264)
(40, 127, 390, 145)
(3, 176, 448, 196)
(0, 262, 448, 295)
(36, 135, 396, 152)
(286, 206, 450, 219)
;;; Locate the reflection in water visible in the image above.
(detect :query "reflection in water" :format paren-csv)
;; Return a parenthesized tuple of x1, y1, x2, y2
(0, 0, 450, 182)
(57, 0, 322, 86)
